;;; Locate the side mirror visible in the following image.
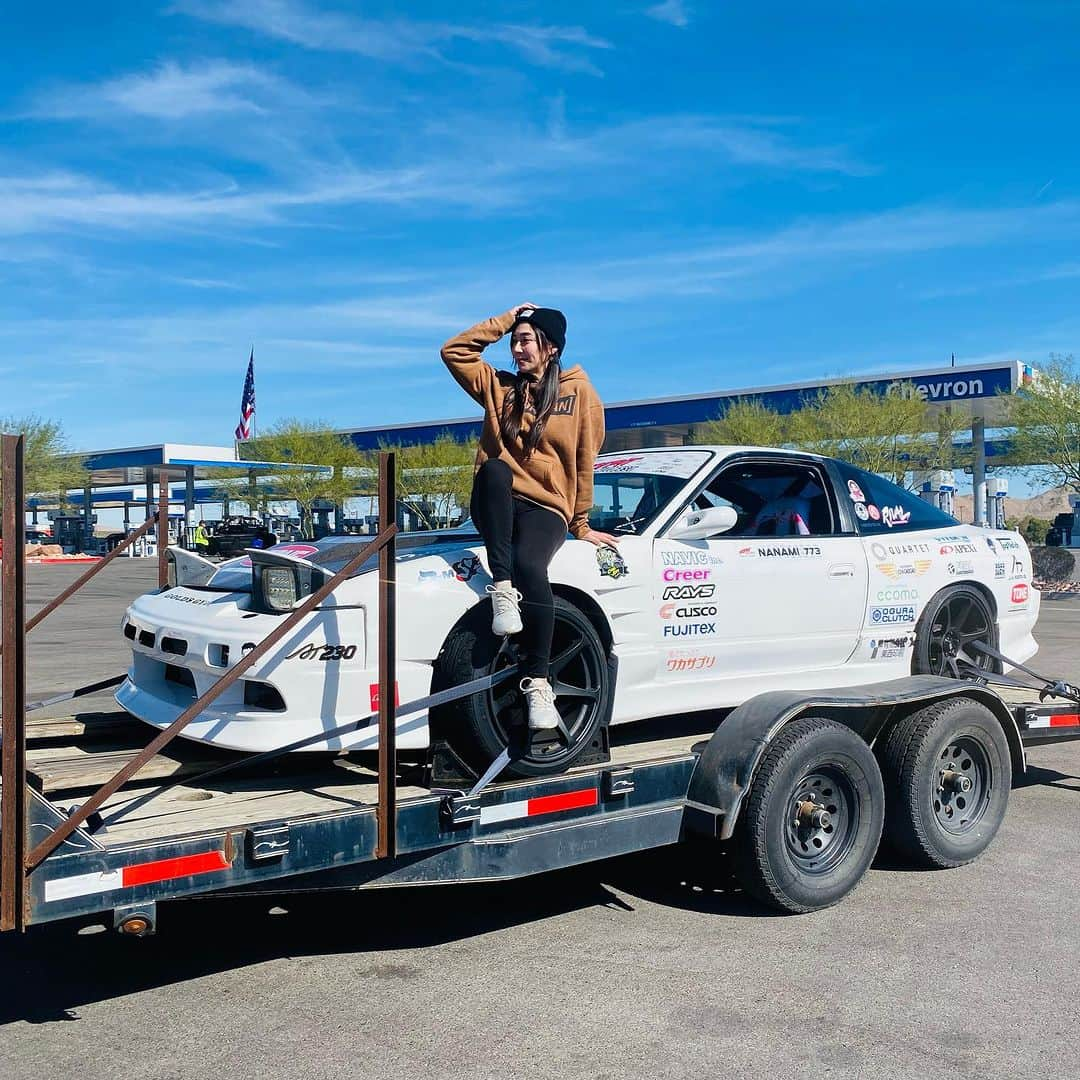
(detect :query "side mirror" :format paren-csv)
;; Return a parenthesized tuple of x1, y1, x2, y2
(668, 505, 738, 541)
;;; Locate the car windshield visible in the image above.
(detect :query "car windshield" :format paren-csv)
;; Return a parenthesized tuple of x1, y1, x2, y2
(589, 450, 712, 535)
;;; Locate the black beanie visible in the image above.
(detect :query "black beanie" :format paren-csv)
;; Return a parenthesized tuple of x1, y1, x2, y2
(512, 307, 567, 355)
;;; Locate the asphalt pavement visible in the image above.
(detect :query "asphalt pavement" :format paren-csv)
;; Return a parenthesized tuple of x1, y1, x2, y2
(1, 561, 1078, 1080)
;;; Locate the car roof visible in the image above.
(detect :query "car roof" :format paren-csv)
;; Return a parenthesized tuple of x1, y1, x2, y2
(595, 445, 828, 462)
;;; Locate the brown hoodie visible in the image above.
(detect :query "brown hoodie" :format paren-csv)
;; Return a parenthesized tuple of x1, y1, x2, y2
(441, 310, 605, 538)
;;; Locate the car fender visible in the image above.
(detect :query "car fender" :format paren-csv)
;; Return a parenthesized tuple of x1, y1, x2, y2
(685, 675, 1025, 840)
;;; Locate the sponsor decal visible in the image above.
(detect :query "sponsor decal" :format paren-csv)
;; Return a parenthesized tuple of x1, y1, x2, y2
(162, 591, 211, 605)
(286, 643, 359, 661)
(853, 502, 869, 521)
(996, 537, 1021, 551)
(847, 479, 866, 502)
(662, 583, 716, 600)
(1010, 555, 1027, 579)
(739, 544, 823, 558)
(419, 568, 456, 582)
(871, 541, 932, 558)
(869, 604, 917, 625)
(663, 623, 716, 637)
(666, 652, 717, 672)
(659, 603, 718, 620)
(947, 560, 975, 576)
(869, 634, 916, 660)
(876, 586, 919, 603)
(451, 554, 482, 582)
(595, 450, 709, 479)
(939, 543, 978, 555)
(994, 562, 1007, 579)
(596, 546, 630, 579)
(368, 682, 401, 711)
(935, 534, 970, 543)
(876, 559, 932, 581)
(867, 504, 881, 521)
(985, 537, 998, 554)
(881, 505, 911, 528)
(661, 550, 710, 566)
(662, 567, 712, 582)
(595, 456, 642, 472)
(1011, 583, 1030, 606)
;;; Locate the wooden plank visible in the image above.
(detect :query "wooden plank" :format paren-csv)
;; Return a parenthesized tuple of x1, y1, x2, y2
(26, 710, 145, 743)
(26, 743, 239, 795)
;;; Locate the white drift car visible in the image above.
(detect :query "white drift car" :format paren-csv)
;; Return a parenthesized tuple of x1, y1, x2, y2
(116, 446, 1039, 777)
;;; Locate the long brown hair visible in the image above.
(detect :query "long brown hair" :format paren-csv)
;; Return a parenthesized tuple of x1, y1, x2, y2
(500, 325, 561, 457)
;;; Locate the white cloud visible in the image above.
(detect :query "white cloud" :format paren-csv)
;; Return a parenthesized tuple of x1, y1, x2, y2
(646, 1, 690, 28)
(172, 0, 613, 75)
(31, 60, 313, 121)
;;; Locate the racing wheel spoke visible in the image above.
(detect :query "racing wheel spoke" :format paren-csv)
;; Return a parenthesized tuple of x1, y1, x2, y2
(549, 637, 585, 675)
(551, 680, 599, 701)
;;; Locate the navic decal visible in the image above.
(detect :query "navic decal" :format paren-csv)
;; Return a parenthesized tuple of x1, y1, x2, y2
(661, 550, 710, 566)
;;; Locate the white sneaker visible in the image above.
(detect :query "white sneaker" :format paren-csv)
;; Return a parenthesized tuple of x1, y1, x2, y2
(520, 677, 560, 730)
(487, 582, 523, 636)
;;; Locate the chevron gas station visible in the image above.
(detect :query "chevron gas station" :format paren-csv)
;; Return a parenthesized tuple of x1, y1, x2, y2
(26, 356, 1079, 551)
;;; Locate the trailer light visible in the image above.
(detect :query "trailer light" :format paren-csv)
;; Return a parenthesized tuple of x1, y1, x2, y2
(119, 915, 151, 937)
(263, 567, 298, 612)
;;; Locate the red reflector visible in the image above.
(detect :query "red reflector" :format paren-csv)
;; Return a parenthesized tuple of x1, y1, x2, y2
(527, 788, 598, 816)
(121, 850, 229, 888)
(1049, 714, 1080, 728)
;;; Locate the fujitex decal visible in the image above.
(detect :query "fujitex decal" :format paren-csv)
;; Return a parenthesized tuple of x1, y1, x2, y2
(869, 634, 915, 660)
(596, 546, 629, 579)
(869, 604, 916, 625)
(847, 479, 865, 502)
(947, 560, 975, 576)
(738, 544, 822, 558)
(666, 650, 717, 672)
(663, 622, 716, 637)
(661, 583, 715, 600)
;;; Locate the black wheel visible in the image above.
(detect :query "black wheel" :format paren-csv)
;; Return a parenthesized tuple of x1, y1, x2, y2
(433, 596, 612, 779)
(732, 717, 884, 914)
(912, 585, 998, 678)
(880, 697, 1011, 868)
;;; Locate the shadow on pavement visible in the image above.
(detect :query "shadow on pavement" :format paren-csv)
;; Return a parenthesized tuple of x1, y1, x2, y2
(0, 846, 765, 1025)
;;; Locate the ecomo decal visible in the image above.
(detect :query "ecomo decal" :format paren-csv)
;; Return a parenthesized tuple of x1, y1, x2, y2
(876, 587, 919, 603)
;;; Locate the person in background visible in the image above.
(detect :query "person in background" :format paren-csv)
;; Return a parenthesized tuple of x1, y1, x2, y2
(441, 302, 617, 731)
(193, 521, 210, 554)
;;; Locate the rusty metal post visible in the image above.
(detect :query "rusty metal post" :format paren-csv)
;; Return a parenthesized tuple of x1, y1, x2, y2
(157, 468, 169, 588)
(376, 451, 397, 859)
(1, 434, 28, 931)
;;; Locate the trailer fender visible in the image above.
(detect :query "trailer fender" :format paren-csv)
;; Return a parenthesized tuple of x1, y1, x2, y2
(687, 675, 1024, 841)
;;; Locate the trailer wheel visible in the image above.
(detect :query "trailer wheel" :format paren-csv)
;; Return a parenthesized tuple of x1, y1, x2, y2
(732, 717, 884, 914)
(912, 585, 998, 678)
(434, 596, 612, 779)
(880, 697, 1010, 869)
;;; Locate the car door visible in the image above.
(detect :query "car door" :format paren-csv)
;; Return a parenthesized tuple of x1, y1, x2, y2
(652, 454, 868, 685)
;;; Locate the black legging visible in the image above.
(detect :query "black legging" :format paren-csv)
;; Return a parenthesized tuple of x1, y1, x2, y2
(470, 459, 567, 678)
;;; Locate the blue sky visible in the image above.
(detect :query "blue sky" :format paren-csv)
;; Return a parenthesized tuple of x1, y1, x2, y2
(3, 1, 1080, 452)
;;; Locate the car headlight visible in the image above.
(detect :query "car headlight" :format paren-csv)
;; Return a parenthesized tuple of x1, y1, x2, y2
(263, 567, 299, 612)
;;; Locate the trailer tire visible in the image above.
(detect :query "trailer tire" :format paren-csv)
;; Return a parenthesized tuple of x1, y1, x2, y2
(434, 596, 612, 779)
(880, 697, 1010, 869)
(733, 717, 884, 914)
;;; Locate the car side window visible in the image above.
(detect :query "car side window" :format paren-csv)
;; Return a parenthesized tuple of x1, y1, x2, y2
(692, 460, 836, 537)
(835, 462, 958, 534)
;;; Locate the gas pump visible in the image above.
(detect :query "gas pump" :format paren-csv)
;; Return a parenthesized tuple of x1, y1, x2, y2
(50, 514, 93, 554)
(986, 477, 1008, 530)
(918, 470, 956, 518)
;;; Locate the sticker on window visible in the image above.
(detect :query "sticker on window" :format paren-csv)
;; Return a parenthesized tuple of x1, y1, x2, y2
(594, 451, 710, 479)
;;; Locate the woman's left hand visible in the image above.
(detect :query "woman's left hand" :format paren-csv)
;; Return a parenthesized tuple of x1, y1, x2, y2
(580, 529, 620, 549)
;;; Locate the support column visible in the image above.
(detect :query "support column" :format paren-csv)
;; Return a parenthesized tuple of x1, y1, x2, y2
(82, 478, 93, 553)
(971, 417, 987, 526)
(145, 468, 154, 521)
(185, 467, 196, 549)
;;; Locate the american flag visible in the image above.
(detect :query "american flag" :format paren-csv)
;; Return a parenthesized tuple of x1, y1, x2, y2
(235, 349, 256, 441)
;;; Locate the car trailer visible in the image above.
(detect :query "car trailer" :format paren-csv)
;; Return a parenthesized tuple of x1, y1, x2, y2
(3, 433, 1080, 935)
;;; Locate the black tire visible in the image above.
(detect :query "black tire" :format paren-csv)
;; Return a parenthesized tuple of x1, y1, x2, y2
(880, 697, 1011, 869)
(912, 584, 998, 678)
(433, 595, 612, 779)
(732, 717, 884, 914)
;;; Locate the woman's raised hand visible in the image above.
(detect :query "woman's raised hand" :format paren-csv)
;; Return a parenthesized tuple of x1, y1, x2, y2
(511, 301, 540, 317)
(580, 529, 620, 549)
